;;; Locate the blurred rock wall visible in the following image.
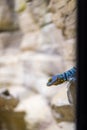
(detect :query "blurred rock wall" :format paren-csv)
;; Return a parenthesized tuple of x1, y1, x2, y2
(0, 0, 76, 88)
(0, 0, 76, 130)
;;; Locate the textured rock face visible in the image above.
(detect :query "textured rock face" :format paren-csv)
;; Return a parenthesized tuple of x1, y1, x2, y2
(0, 0, 18, 31)
(15, 94, 58, 130)
(0, 88, 18, 110)
(51, 82, 76, 123)
(48, 0, 76, 39)
(0, 0, 76, 130)
(15, 94, 75, 130)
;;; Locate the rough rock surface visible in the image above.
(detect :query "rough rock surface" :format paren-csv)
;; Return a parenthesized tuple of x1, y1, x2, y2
(0, 0, 76, 130)
(0, 0, 18, 31)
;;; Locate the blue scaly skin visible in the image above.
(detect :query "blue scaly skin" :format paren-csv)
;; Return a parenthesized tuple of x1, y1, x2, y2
(47, 67, 77, 86)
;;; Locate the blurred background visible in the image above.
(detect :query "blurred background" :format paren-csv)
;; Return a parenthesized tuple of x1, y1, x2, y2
(0, 0, 76, 130)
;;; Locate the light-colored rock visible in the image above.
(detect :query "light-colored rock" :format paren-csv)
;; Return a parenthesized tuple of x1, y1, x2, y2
(21, 23, 66, 54)
(0, 54, 23, 87)
(0, 0, 18, 30)
(48, 0, 70, 11)
(40, 13, 53, 26)
(18, 8, 39, 34)
(51, 82, 70, 106)
(8, 86, 35, 101)
(0, 87, 18, 110)
(0, 52, 65, 100)
(0, 111, 26, 130)
(51, 82, 75, 122)
(64, 61, 76, 71)
(0, 33, 11, 49)
(67, 80, 76, 105)
(20, 51, 65, 74)
(63, 23, 76, 39)
(19, 52, 65, 99)
(63, 8, 77, 38)
(27, 0, 48, 27)
(40, 23, 64, 54)
(15, 94, 59, 130)
(0, 1, 76, 129)
(15, 0, 27, 13)
(0, 31, 23, 51)
(20, 31, 42, 51)
(61, 39, 76, 69)
(48, 0, 76, 39)
(0, 54, 19, 65)
(62, 39, 76, 60)
(57, 122, 75, 130)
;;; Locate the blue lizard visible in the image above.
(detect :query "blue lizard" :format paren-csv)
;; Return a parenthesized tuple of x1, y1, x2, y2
(47, 67, 77, 86)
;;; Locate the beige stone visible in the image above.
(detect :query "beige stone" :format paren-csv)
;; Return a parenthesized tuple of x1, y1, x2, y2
(0, 0, 18, 30)
(18, 8, 39, 34)
(20, 31, 42, 51)
(15, 94, 59, 130)
(62, 39, 76, 63)
(51, 82, 75, 122)
(49, 0, 76, 39)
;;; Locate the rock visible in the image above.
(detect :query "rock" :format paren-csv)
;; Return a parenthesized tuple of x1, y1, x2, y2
(19, 52, 65, 99)
(63, 22, 76, 39)
(48, 0, 70, 11)
(20, 51, 65, 75)
(20, 23, 65, 54)
(52, 105, 75, 122)
(62, 39, 76, 61)
(0, 54, 23, 87)
(0, 0, 18, 31)
(8, 86, 36, 101)
(40, 13, 53, 26)
(20, 31, 42, 51)
(0, 1, 76, 129)
(51, 83, 70, 106)
(63, 61, 76, 72)
(15, 94, 59, 130)
(51, 82, 75, 122)
(18, 7, 39, 34)
(0, 111, 26, 130)
(57, 122, 75, 130)
(0, 52, 65, 100)
(40, 23, 64, 54)
(15, 0, 27, 13)
(0, 33, 11, 49)
(0, 87, 19, 110)
(61, 39, 76, 69)
(67, 80, 76, 105)
(0, 65, 23, 87)
(0, 32, 22, 49)
(63, 9, 77, 38)
(27, 0, 49, 27)
(48, 0, 76, 39)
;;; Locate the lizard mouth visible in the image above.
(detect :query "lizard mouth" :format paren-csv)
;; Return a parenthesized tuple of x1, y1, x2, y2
(47, 77, 65, 86)
(47, 77, 58, 86)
